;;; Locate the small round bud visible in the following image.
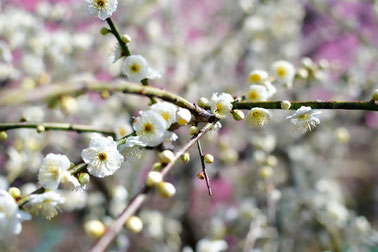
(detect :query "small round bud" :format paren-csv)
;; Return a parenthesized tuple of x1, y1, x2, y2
(37, 73, 50, 85)
(125, 216, 143, 233)
(258, 166, 274, 179)
(198, 97, 210, 108)
(280, 100, 291, 110)
(100, 27, 110, 35)
(84, 220, 105, 239)
(197, 171, 205, 180)
(176, 108, 192, 126)
(60, 95, 78, 114)
(159, 150, 175, 164)
(145, 171, 163, 187)
(373, 89, 378, 103)
(121, 34, 132, 43)
(231, 110, 245, 121)
(100, 90, 110, 99)
(69, 162, 75, 168)
(151, 162, 163, 171)
(157, 182, 176, 198)
(78, 173, 90, 185)
(189, 126, 199, 135)
(266, 155, 278, 167)
(204, 154, 214, 164)
(0, 131, 8, 141)
(36, 124, 45, 133)
(8, 187, 21, 199)
(180, 152, 190, 163)
(335, 127, 350, 143)
(297, 68, 309, 79)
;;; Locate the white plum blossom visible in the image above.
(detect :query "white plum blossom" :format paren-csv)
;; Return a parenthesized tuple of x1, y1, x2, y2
(38, 153, 71, 190)
(210, 92, 234, 118)
(27, 191, 65, 220)
(122, 55, 161, 82)
(196, 239, 228, 252)
(84, 0, 118, 20)
(81, 134, 124, 178)
(247, 85, 269, 102)
(246, 108, 271, 128)
(272, 60, 296, 88)
(0, 190, 31, 239)
(247, 69, 268, 84)
(131, 110, 168, 147)
(286, 106, 322, 133)
(150, 102, 178, 127)
(176, 108, 192, 126)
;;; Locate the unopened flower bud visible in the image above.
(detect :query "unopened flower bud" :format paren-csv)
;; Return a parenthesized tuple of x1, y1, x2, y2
(159, 150, 175, 164)
(100, 90, 110, 99)
(8, 187, 21, 199)
(335, 127, 350, 143)
(84, 220, 105, 239)
(281, 100, 291, 110)
(176, 108, 192, 126)
(121, 34, 132, 43)
(180, 152, 190, 163)
(204, 154, 214, 164)
(189, 126, 199, 135)
(78, 173, 90, 185)
(266, 155, 278, 167)
(197, 172, 205, 180)
(145, 171, 163, 187)
(198, 97, 209, 108)
(258, 166, 274, 179)
(125, 216, 143, 233)
(231, 110, 245, 121)
(373, 89, 378, 103)
(152, 162, 163, 171)
(100, 27, 110, 35)
(60, 95, 78, 114)
(36, 124, 45, 133)
(157, 182, 176, 198)
(0, 131, 7, 141)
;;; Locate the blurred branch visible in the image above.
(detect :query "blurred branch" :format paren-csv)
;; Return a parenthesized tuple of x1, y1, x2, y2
(233, 100, 378, 111)
(90, 122, 216, 252)
(0, 81, 215, 122)
(0, 122, 115, 137)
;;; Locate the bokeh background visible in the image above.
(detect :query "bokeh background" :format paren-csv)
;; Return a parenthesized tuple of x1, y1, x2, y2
(0, 0, 377, 251)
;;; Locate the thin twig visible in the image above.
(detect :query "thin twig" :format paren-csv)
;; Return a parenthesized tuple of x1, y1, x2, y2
(196, 140, 212, 196)
(90, 122, 216, 252)
(0, 122, 115, 137)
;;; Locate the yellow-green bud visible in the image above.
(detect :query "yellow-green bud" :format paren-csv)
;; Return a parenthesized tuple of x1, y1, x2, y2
(180, 152, 190, 163)
(121, 34, 132, 43)
(84, 219, 105, 239)
(204, 154, 214, 164)
(189, 126, 199, 135)
(100, 90, 110, 99)
(280, 100, 291, 110)
(145, 171, 163, 187)
(373, 89, 378, 103)
(198, 97, 210, 108)
(100, 27, 110, 35)
(36, 124, 45, 133)
(125, 216, 143, 233)
(266, 155, 278, 167)
(258, 166, 274, 179)
(0, 131, 7, 141)
(8, 187, 21, 199)
(157, 182, 176, 198)
(61, 95, 78, 114)
(78, 173, 90, 185)
(152, 162, 163, 171)
(231, 110, 245, 121)
(159, 150, 175, 164)
(335, 127, 350, 143)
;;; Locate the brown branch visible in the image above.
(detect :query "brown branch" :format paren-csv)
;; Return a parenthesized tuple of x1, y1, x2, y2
(90, 122, 216, 252)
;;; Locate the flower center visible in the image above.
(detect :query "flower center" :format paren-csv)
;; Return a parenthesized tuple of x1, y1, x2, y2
(249, 74, 261, 83)
(144, 123, 153, 133)
(276, 66, 286, 77)
(95, 0, 106, 7)
(98, 152, 107, 161)
(161, 113, 169, 121)
(119, 128, 127, 136)
(299, 114, 309, 120)
(248, 91, 258, 100)
(130, 64, 140, 73)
